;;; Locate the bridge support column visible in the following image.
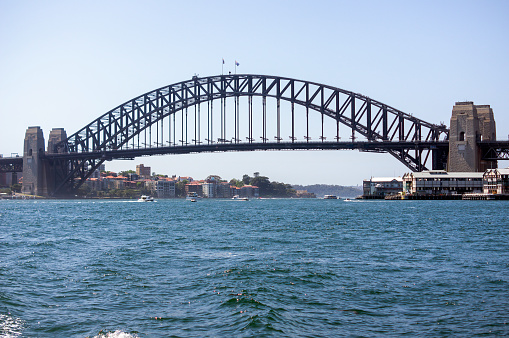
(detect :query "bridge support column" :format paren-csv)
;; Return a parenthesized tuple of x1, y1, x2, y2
(22, 127, 47, 196)
(46, 128, 68, 196)
(22, 127, 68, 197)
(448, 102, 497, 172)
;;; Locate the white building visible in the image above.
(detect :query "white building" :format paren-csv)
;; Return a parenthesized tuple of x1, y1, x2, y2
(202, 182, 215, 198)
(483, 168, 509, 194)
(403, 170, 483, 195)
(363, 177, 403, 197)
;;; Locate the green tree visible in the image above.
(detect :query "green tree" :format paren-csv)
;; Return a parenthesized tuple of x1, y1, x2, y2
(206, 175, 222, 182)
(175, 180, 188, 198)
(251, 175, 271, 195)
(242, 174, 252, 185)
(77, 184, 91, 197)
(229, 178, 244, 187)
(11, 183, 21, 193)
(118, 170, 135, 177)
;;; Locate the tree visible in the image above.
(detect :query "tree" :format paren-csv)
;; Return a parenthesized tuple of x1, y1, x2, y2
(229, 178, 244, 187)
(175, 180, 188, 197)
(11, 183, 21, 193)
(118, 170, 135, 177)
(206, 175, 222, 182)
(242, 174, 252, 185)
(250, 175, 271, 194)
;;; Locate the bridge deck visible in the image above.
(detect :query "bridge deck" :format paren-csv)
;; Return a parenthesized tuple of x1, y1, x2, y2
(0, 157, 23, 173)
(44, 141, 450, 161)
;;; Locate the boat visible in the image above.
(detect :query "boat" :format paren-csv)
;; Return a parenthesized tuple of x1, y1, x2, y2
(186, 192, 201, 201)
(323, 195, 338, 199)
(138, 195, 154, 202)
(232, 195, 249, 201)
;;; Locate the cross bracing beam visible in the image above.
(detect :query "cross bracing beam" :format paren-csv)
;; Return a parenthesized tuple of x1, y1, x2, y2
(0, 157, 23, 173)
(479, 141, 509, 160)
(49, 74, 449, 195)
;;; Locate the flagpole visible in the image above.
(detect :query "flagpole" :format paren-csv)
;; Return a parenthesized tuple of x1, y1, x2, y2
(222, 58, 224, 75)
(234, 61, 236, 75)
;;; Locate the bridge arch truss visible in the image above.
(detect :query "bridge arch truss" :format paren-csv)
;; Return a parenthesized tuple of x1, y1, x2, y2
(48, 74, 449, 195)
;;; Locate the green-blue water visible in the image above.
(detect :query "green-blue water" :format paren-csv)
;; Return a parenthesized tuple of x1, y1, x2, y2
(1, 199, 508, 337)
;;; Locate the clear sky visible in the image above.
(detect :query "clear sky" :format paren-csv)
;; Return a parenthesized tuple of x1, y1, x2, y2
(1, 0, 508, 185)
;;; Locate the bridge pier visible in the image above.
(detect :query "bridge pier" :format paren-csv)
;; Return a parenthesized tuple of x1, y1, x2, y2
(22, 127, 68, 197)
(448, 102, 497, 172)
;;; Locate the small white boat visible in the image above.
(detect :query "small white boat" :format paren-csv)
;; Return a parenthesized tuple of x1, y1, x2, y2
(190, 198, 197, 202)
(138, 195, 154, 202)
(232, 195, 249, 201)
(323, 195, 338, 199)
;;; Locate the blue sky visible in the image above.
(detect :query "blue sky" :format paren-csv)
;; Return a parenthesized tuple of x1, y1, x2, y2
(1, 0, 508, 185)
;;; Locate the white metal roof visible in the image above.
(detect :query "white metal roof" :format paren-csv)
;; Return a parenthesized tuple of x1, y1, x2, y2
(410, 171, 484, 179)
(365, 177, 403, 182)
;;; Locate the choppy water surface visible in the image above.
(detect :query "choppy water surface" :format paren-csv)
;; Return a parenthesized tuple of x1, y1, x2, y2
(0, 199, 508, 337)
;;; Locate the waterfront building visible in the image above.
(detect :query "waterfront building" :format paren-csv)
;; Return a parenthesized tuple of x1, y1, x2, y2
(483, 168, 509, 194)
(231, 186, 241, 197)
(202, 182, 215, 198)
(136, 164, 151, 178)
(363, 177, 403, 197)
(185, 182, 203, 197)
(85, 177, 105, 191)
(91, 164, 106, 179)
(217, 182, 232, 198)
(0, 172, 19, 188)
(240, 185, 259, 198)
(402, 170, 483, 195)
(156, 179, 176, 198)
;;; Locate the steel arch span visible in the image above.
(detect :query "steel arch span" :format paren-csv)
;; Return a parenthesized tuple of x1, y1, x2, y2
(47, 74, 450, 195)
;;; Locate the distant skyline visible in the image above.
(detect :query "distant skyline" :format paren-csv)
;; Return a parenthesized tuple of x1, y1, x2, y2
(1, 0, 508, 185)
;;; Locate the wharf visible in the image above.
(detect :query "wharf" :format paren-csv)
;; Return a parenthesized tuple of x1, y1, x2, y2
(462, 193, 509, 200)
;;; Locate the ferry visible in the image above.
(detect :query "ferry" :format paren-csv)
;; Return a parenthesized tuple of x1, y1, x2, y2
(186, 192, 200, 201)
(138, 195, 154, 202)
(323, 195, 338, 199)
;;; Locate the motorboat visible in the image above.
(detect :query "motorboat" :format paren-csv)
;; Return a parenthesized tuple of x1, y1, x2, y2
(323, 195, 338, 199)
(186, 192, 201, 201)
(232, 195, 249, 201)
(138, 195, 154, 202)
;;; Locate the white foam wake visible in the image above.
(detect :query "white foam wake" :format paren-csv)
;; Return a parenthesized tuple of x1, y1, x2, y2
(93, 330, 139, 338)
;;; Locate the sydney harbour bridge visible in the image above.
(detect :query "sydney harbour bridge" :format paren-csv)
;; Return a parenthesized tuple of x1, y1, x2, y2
(1, 74, 508, 197)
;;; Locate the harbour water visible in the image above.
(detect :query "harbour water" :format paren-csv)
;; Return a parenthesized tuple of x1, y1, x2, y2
(1, 199, 508, 337)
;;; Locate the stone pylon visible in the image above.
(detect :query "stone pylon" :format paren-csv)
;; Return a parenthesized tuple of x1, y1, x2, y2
(22, 127, 46, 196)
(448, 102, 497, 172)
(22, 127, 68, 197)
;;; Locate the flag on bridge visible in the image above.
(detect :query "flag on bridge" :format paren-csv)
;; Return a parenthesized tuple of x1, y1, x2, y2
(235, 61, 240, 66)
